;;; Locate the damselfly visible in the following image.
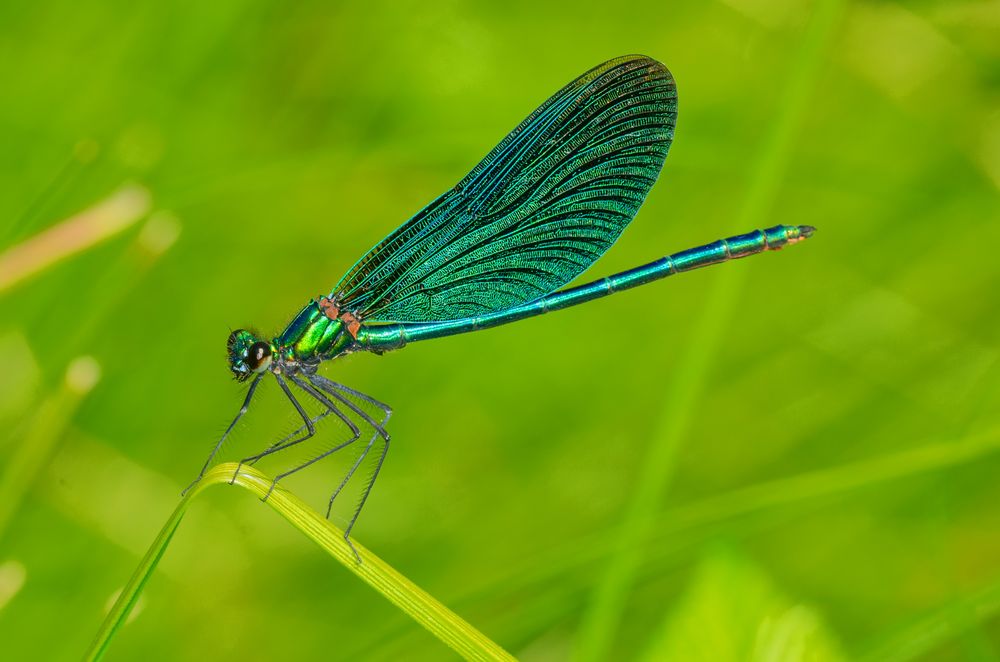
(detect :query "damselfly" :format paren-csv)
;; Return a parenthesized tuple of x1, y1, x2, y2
(185, 55, 814, 560)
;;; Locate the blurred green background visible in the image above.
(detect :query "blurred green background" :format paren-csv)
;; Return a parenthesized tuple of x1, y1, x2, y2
(1, 0, 998, 660)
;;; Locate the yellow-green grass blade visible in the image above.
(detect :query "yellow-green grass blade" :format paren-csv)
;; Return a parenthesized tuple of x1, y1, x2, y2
(84, 463, 514, 662)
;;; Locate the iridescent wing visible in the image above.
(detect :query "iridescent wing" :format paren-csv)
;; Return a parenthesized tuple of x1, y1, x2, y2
(332, 55, 677, 323)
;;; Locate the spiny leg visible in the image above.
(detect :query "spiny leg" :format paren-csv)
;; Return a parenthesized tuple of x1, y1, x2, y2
(317, 431, 380, 562)
(345, 434, 389, 559)
(306, 374, 390, 441)
(237, 376, 354, 473)
(309, 374, 393, 426)
(287, 375, 363, 441)
(230, 374, 316, 484)
(182, 373, 263, 495)
(307, 374, 393, 562)
(259, 376, 363, 501)
(262, 430, 362, 501)
(307, 375, 392, 518)
(242, 375, 358, 466)
(308, 374, 392, 514)
(246, 405, 336, 467)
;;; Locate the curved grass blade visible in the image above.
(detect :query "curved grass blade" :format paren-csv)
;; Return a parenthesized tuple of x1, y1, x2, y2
(84, 463, 513, 662)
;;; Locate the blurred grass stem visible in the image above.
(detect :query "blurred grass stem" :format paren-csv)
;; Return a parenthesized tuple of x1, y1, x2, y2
(0, 357, 101, 541)
(0, 184, 150, 295)
(574, 2, 845, 658)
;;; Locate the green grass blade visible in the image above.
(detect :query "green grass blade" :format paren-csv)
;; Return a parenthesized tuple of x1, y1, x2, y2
(84, 463, 514, 662)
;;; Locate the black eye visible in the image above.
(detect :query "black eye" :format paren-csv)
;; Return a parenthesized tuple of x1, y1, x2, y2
(246, 342, 271, 370)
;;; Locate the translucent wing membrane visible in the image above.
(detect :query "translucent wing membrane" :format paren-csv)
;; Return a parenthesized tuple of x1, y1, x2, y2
(332, 55, 677, 323)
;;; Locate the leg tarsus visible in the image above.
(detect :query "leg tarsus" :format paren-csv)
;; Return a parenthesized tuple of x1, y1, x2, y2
(344, 534, 362, 564)
(262, 477, 279, 502)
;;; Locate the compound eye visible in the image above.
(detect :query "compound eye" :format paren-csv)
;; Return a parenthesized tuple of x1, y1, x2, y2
(246, 342, 272, 371)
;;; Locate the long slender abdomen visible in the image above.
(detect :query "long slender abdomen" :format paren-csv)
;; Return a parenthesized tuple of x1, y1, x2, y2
(356, 224, 815, 352)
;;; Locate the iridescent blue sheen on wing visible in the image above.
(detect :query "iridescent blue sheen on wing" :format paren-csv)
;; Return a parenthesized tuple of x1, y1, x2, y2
(332, 55, 677, 323)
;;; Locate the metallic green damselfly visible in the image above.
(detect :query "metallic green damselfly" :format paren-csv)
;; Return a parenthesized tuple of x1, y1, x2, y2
(185, 55, 815, 560)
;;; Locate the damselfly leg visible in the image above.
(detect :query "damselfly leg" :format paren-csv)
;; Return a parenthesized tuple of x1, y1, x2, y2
(244, 409, 332, 467)
(244, 387, 346, 468)
(182, 373, 263, 495)
(229, 373, 319, 484)
(255, 375, 363, 501)
(308, 374, 392, 560)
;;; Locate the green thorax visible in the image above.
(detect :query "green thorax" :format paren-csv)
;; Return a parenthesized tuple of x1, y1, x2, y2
(273, 301, 356, 363)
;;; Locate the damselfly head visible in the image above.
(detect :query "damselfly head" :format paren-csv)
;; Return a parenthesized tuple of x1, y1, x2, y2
(227, 329, 272, 381)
